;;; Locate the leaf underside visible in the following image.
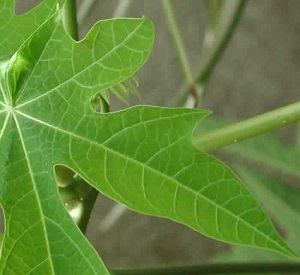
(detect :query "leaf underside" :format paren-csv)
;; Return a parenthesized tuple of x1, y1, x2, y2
(214, 167, 300, 264)
(0, 1, 296, 274)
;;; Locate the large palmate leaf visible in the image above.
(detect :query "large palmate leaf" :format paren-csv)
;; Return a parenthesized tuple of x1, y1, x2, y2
(0, 1, 297, 274)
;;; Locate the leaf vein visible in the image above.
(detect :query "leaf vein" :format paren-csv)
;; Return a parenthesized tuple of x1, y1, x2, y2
(15, 110, 289, 254)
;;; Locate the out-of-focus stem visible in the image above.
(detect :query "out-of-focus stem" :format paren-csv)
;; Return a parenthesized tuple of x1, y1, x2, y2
(113, 0, 134, 18)
(77, 0, 98, 26)
(170, 0, 247, 107)
(194, 101, 300, 152)
(163, 0, 198, 107)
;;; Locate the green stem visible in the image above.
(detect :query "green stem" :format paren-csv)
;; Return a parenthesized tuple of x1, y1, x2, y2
(194, 101, 300, 152)
(170, 0, 247, 107)
(113, 0, 134, 17)
(76, 184, 99, 233)
(198, 0, 247, 84)
(58, 176, 98, 233)
(63, 0, 79, 40)
(206, 0, 223, 33)
(162, 0, 198, 106)
(110, 262, 300, 274)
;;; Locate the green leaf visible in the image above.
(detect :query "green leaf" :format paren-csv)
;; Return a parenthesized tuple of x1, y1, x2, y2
(0, 3, 154, 274)
(212, 167, 300, 266)
(0, 0, 64, 63)
(199, 118, 300, 265)
(237, 167, 300, 254)
(0, 1, 296, 273)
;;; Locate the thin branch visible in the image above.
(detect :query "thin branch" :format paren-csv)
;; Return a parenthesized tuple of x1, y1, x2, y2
(113, 0, 134, 18)
(194, 101, 300, 152)
(163, 0, 198, 107)
(198, 0, 247, 84)
(170, 0, 247, 107)
(77, 0, 98, 26)
(205, 0, 223, 34)
(98, 203, 128, 233)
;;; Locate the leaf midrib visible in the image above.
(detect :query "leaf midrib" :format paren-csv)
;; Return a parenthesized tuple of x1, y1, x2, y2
(2, 111, 100, 273)
(11, 112, 55, 274)
(15, 110, 293, 256)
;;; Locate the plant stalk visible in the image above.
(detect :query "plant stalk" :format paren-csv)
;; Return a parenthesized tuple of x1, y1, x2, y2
(162, 0, 198, 106)
(197, 0, 247, 85)
(110, 262, 300, 274)
(113, 0, 134, 18)
(194, 101, 300, 152)
(170, 0, 247, 107)
(206, 0, 223, 34)
(76, 184, 99, 233)
(77, 0, 98, 26)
